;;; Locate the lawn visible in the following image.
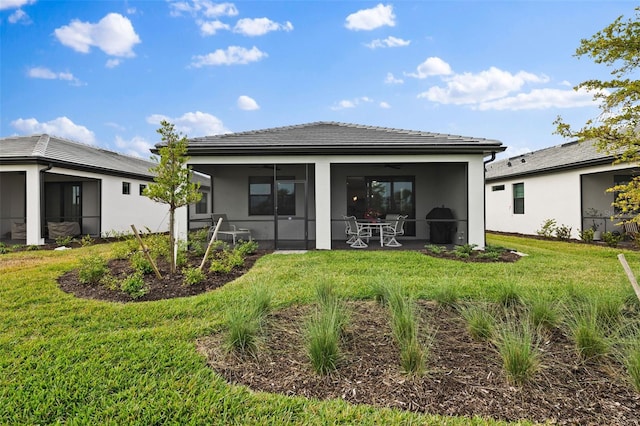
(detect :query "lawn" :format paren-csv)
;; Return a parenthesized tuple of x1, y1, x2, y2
(1, 234, 639, 425)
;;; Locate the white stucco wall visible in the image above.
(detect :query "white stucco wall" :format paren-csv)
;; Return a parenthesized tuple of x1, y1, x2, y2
(485, 162, 636, 238)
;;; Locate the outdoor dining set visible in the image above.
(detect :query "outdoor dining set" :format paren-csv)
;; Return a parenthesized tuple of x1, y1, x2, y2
(343, 214, 407, 248)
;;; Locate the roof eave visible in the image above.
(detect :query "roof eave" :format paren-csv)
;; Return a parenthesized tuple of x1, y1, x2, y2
(0, 157, 155, 181)
(485, 157, 619, 182)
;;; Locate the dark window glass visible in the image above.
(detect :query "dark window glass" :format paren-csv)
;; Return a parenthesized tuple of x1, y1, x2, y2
(139, 184, 147, 196)
(249, 177, 295, 215)
(122, 182, 130, 195)
(492, 184, 505, 191)
(513, 183, 524, 214)
(196, 191, 208, 214)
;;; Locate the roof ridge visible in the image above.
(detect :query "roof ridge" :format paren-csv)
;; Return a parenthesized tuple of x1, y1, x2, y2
(32, 134, 50, 156)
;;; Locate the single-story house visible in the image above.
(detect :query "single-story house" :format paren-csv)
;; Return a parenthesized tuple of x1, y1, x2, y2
(163, 121, 505, 250)
(0, 134, 201, 245)
(485, 139, 639, 239)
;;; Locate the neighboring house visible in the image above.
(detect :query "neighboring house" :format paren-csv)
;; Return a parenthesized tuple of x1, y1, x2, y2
(485, 139, 639, 239)
(0, 134, 176, 245)
(160, 121, 505, 250)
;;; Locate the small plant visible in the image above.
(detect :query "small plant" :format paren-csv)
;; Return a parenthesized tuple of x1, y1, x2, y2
(99, 273, 120, 291)
(454, 243, 477, 256)
(602, 231, 622, 248)
(536, 219, 556, 238)
(306, 303, 342, 375)
(496, 282, 521, 308)
(210, 248, 245, 274)
(188, 228, 210, 256)
(477, 250, 501, 261)
(433, 285, 460, 309)
(80, 234, 94, 247)
(526, 294, 561, 331)
(460, 304, 495, 341)
(55, 235, 74, 247)
(494, 320, 540, 385)
(579, 228, 594, 243)
(77, 255, 108, 285)
(130, 251, 154, 275)
(235, 239, 259, 257)
(555, 224, 572, 240)
(425, 244, 446, 254)
(0, 243, 10, 254)
(120, 272, 147, 299)
(250, 287, 272, 319)
(26, 244, 39, 251)
(623, 337, 640, 392)
(226, 307, 260, 354)
(182, 266, 205, 286)
(566, 303, 610, 360)
(386, 286, 427, 375)
(370, 280, 391, 305)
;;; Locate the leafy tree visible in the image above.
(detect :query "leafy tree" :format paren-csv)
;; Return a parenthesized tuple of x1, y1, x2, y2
(144, 120, 201, 274)
(554, 7, 640, 221)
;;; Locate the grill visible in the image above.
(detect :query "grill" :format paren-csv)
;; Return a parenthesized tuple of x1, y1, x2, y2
(425, 207, 456, 244)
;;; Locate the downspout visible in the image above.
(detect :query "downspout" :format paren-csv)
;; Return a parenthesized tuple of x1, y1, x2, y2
(483, 153, 497, 248)
(39, 164, 52, 242)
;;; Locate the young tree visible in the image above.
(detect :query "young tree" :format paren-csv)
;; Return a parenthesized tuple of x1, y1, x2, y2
(554, 7, 640, 221)
(144, 120, 201, 274)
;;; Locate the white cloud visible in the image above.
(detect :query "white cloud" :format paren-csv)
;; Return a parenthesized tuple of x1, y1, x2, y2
(418, 66, 548, 105)
(233, 17, 293, 36)
(345, 3, 395, 31)
(384, 72, 403, 84)
(365, 36, 410, 49)
(8, 9, 30, 24)
(331, 96, 374, 110)
(27, 67, 85, 85)
(379, 101, 390, 109)
(169, 1, 238, 18)
(198, 19, 229, 35)
(477, 87, 606, 111)
(114, 135, 154, 158)
(54, 13, 141, 58)
(237, 95, 260, 111)
(190, 45, 267, 67)
(11, 116, 95, 144)
(0, 0, 35, 10)
(105, 59, 121, 68)
(407, 57, 452, 79)
(146, 111, 229, 136)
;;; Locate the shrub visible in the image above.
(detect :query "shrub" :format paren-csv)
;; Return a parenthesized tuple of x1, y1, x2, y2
(130, 251, 154, 275)
(55, 235, 74, 247)
(188, 228, 210, 256)
(455, 243, 477, 256)
(78, 255, 108, 285)
(494, 320, 540, 385)
(602, 231, 622, 248)
(100, 273, 120, 291)
(579, 228, 594, 243)
(554, 224, 572, 240)
(0, 243, 10, 254)
(111, 239, 138, 260)
(80, 234, 94, 247)
(460, 304, 495, 341)
(182, 266, 205, 286)
(424, 244, 446, 254)
(26, 245, 39, 251)
(536, 219, 556, 238)
(143, 233, 170, 261)
(235, 239, 259, 257)
(120, 272, 147, 299)
(210, 249, 245, 274)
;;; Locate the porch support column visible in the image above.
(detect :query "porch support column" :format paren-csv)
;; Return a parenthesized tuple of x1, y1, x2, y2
(315, 160, 332, 250)
(26, 165, 44, 245)
(468, 159, 485, 248)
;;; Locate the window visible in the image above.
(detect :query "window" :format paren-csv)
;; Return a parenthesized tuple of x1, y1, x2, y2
(122, 182, 130, 195)
(492, 184, 505, 191)
(196, 191, 208, 214)
(249, 177, 295, 215)
(513, 183, 524, 214)
(139, 184, 147, 195)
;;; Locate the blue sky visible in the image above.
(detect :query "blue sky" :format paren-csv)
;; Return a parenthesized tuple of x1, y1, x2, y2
(0, 0, 634, 159)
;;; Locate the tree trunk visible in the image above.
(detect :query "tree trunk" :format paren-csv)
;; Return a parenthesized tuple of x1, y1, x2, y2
(169, 207, 176, 274)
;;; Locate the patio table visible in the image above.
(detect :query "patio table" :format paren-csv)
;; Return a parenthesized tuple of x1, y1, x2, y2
(359, 221, 392, 247)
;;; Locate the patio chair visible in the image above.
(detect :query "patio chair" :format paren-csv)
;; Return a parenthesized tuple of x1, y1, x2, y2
(343, 215, 357, 244)
(345, 215, 371, 248)
(382, 214, 407, 247)
(623, 221, 640, 241)
(209, 214, 252, 245)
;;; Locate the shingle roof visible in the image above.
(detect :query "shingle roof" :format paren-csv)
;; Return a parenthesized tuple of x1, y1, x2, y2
(177, 121, 504, 155)
(0, 134, 155, 179)
(485, 139, 616, 181)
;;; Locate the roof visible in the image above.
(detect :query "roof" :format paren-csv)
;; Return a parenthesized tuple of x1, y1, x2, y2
(168, 121, 505, 156)
(485, 139, 618, 181)
(0, 134, 156, 179)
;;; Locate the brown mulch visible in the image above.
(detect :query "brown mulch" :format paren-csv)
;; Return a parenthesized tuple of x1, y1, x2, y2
(199, 301, 640, 425)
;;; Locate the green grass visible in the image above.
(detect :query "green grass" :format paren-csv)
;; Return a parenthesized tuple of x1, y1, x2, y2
(1, 234, 640, 424)
(494, 318, 540, 385)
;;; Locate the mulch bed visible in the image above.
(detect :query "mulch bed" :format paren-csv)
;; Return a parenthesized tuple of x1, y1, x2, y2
(55, 245, 639, 423)
(198, 301, 640, 425)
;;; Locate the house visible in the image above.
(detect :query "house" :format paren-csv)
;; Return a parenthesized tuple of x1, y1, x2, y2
(162, 121, 505, 250)
(0, 134, 177, 245)
(485, 139, 639, 239)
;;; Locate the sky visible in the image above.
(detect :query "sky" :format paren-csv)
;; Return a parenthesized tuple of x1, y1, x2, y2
(0, 0, 635, 159)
